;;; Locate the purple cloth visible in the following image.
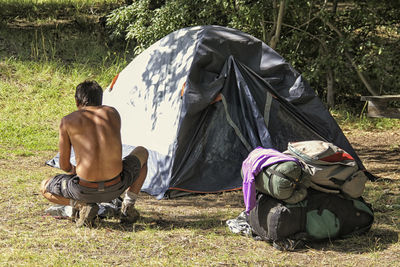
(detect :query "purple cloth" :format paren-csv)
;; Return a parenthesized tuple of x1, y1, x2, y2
(242, 147, 300, 214)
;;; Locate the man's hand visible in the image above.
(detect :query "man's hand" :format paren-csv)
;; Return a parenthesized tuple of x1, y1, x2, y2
(67, 165, 76, 175)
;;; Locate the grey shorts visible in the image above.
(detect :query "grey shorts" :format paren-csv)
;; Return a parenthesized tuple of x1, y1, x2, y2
(46, 153, 141, 203)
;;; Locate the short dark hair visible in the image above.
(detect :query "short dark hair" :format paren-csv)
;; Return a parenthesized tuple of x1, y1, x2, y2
(75, 80, 103, 106)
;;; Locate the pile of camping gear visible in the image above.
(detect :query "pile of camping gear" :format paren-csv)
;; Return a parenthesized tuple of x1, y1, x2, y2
(227, 140, 374, 251)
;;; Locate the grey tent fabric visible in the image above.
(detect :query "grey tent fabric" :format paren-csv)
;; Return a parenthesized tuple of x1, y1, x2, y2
(47, 25, 370, 199)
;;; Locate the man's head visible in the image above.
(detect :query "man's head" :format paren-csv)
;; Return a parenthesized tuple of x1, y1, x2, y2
(75, 80, 103, 107)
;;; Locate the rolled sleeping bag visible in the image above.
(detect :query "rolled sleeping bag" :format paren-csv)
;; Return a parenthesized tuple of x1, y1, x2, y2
(254, 161, 309, 204)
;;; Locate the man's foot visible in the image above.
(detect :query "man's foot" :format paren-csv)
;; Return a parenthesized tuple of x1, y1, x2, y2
(69, 199, 84, 221)
(75, 203, 99, 228)
(120, 202, 140, 224)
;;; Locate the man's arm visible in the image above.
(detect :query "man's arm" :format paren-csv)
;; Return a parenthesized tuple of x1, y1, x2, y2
(58, 118, 75, 174)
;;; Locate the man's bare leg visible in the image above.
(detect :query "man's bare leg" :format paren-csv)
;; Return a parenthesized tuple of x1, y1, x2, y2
(127, 162, 148, 194)
(127, 146, 148, 193)
(120, 146, 148, 223)
(40, 177, 98, 227)
(40, 177, 71, 206)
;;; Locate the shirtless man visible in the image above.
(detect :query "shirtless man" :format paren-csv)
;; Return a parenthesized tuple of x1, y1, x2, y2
(40, 80, 148, 227)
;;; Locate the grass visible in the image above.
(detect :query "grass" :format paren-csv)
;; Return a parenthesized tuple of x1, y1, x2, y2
(1, 1, 400, 266)
(0, 57, 125, 158)
(331, 108, 400, 132)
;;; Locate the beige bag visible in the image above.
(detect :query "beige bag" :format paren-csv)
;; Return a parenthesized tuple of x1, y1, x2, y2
(285, 140, 368, 198)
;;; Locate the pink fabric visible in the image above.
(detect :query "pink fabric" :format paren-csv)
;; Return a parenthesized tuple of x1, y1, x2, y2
(242, 147, 300, 214)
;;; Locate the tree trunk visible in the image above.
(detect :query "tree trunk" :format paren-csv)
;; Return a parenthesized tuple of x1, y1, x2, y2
(326, 68, 335, 108)
(269, 0, 286, 50)
(332, 0, 338, 14)
(324, 20, 379, 96)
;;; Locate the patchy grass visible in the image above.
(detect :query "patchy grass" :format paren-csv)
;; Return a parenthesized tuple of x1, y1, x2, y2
(0, 58, 125, 157)
(1, 1, 399, 266)
(1, 137, 400, 266)
(331, 108, 400, 132)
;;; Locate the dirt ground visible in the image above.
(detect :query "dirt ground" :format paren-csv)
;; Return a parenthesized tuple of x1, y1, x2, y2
(344, 130, 400, 181)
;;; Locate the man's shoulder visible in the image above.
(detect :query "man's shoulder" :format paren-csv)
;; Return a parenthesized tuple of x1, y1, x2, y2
(60, 111, 83, 130)
(101, 105, 116, 110)
(101, 105, 120, 115)
(62, 110, 80, 121)
(62, 106, 120, 121)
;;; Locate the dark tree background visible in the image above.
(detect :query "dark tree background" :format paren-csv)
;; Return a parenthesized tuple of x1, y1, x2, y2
(105, 0, 400, 109)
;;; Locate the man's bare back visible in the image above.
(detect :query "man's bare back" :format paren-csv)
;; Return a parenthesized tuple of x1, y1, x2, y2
(58, 105, 123, 181)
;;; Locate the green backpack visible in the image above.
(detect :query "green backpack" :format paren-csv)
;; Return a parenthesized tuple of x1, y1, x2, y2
(248, 190, 374, 251)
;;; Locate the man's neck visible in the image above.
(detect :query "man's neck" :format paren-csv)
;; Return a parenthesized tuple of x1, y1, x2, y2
(78, 105, 102, 111)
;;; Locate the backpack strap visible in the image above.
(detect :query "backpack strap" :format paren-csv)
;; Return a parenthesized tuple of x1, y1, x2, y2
(309, 182, 340, 194)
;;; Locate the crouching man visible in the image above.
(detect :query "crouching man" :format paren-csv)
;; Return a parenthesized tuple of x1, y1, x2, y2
(40, 80, 148, 227)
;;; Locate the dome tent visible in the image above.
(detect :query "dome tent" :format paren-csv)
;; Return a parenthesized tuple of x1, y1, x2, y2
(47, 25, 370, 199)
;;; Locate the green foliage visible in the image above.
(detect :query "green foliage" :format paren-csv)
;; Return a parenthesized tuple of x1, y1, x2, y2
(106, 0, 227, 54)
(106, 0, 400, 108)
(329, 1, 400, 97)
(106, 0, 274, 55)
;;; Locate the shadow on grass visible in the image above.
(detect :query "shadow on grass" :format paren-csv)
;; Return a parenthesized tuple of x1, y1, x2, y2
(85, 191, 399, 254)
(306, 226, 399, 253)
(96, 212, 228, 232)
(95, 214, 399, 254)
(139, 192, 245, 209)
